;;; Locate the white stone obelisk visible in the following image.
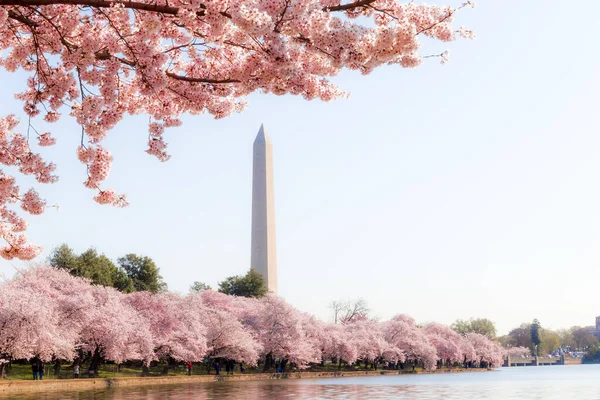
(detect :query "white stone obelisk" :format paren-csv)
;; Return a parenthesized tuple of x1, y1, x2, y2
(251, 124, 278, 294)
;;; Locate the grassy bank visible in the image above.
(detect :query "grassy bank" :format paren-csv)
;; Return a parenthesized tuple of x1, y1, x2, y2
(2, 362, 431, 380)
(0, 367, 492, 395)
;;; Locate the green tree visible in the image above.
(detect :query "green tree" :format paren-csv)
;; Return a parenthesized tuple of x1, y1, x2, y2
(218, 269, 267, 298)
(497, 335, 511, 347)
(531, 319, 542, 355)
(507, 324, 533, 349)
(583, 346, 600, 363)
(450, 318, 497, 339)
(556, 328, 576, 349)
(539, 329, 561, 355)
(49, 244, 134, 292)
(571, 327, 598, 350)
(190, 281, 212, 292)
(48, 244, 78, 270)
(117, 254, 167, 293)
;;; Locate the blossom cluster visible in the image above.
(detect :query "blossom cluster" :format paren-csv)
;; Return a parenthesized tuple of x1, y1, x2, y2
(0, 266, 503, 370)
(0, 0, 474, 259)
(505, 346, 531, 359)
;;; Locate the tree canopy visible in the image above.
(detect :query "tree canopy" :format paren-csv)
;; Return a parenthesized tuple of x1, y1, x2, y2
(117, 254, 168, 293)
(0, 0, 474, 259)
(190, 281, 212, 293)
(218, 269, 268, 298)
(49, 244, 166, 293)
(530, 319, 541, 354)
(0, 265, 505, 379)
(450, 318, 497, 340)
(330, 298, 369, 324)
(49, 244, 134, 292)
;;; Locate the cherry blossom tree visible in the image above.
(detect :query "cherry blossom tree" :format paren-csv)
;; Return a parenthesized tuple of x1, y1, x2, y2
(254, 295, 321, 369)
(0, 0, 475, 259)
(0, 285, 65, 377)
(79, 285, 154, 370)
(322, 324, 359, 368)
(0, 266, 509, 377)
(0, 266, 94, 377)
(200, 305, 261, 365)
(465, 332, 504, 367)
(382, 314, 437, 370)
(424, 322, 464, 366)
(505, 346, 531, 359)
(126, 292, 208, 362)
(344, 318, 396, 368)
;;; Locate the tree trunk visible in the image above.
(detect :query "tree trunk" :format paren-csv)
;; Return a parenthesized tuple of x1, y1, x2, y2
(263, 353, 273, 372)
(338, 359, 342, 370)
(89, 347, 101, 375)
(53, 360, 61, 378)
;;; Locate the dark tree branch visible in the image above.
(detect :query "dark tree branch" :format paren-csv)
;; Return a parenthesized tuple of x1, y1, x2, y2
(165, 71, 240, 84)
(325, 0, 377, 12)
(3, 0, 378, 18)
(1, 0, 181, 14)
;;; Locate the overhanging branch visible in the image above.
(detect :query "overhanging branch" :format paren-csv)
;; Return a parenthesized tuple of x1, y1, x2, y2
(165, 71, 240, 84)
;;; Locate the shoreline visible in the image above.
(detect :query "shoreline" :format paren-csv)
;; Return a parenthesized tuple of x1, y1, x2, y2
(0, 368, 492, 394)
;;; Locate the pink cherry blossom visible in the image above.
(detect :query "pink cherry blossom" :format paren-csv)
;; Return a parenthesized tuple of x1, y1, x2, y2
(0, 266, 505, 373)
(37, 133, 57, 147)
(126, 292, 209, 362)
(0, 0, 473, 259)
(382, 315, 437, 370)
(465, 332, 504, 367)
(505, 346, 531, 359)
(424, 322, 464, 364)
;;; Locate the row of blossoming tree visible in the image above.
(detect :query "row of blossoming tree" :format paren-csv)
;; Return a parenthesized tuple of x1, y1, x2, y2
(0, 266, 505, 378)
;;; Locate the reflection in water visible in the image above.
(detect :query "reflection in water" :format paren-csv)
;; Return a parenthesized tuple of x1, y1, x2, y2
(4, 366, 600, 400)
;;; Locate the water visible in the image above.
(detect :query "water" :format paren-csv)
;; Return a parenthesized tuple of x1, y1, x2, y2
(4, 365, 600, 400)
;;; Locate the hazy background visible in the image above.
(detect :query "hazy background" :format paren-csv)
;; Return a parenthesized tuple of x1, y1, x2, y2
(1, 0, 599, 335)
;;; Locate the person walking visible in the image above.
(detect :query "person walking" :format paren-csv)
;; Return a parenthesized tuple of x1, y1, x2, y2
(31, 361, 39, 380)
(73, 363, 80, 379)
(38, 361, 45, 380)
(186, 361, 192, 376)
(239, 363, 245, 374)
(215, 362, 221, 375)
(225, 362, 230, 375)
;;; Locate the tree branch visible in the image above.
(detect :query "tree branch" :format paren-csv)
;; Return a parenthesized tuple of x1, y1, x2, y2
(4, 0, 378, 16)
(325, 0, 377, 12)
(7, 9, 39, 26)
(165, 71, 240, 84)
(1, 0, 180, 14)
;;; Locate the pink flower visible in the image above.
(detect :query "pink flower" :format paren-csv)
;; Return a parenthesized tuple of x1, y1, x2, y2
(37, 133, 56, 147)
(0, 0, 474, 259)
(20, 189, 46, 215)
(94, 189, 128, 207)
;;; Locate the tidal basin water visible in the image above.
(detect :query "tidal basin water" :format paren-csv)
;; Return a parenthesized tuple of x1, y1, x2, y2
(5, 365, 600, 400)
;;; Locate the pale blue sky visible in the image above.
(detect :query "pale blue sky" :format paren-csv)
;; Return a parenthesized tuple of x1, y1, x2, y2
(2, 1, 600, 335)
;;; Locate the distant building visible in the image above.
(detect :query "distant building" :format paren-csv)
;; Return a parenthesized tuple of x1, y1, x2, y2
(590, 316, 600, 338)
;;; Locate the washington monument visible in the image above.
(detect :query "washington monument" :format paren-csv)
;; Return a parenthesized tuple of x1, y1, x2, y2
(251, 124, 278, 294)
